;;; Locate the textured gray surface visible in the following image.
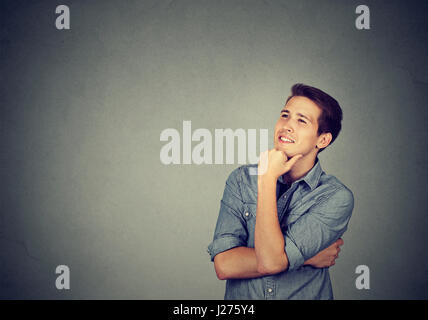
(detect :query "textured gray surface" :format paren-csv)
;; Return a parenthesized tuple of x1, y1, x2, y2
(1, 0, 427, 299)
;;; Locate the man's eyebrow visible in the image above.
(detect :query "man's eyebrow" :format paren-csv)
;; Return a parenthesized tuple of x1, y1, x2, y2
(297, 112, 312, 122)
(280, 109, 312, 122)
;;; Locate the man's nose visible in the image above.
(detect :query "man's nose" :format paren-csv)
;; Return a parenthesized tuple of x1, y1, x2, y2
(282, 118, 294, 132)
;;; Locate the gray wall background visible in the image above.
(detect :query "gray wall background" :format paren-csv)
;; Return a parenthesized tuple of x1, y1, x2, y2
(1, 0, 427, 299)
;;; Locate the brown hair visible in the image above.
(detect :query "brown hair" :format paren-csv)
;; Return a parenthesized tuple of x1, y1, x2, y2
(285, 83, 343, 152)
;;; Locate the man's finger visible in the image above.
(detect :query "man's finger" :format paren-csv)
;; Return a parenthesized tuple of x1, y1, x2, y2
(336, 238, 344, 246)
(285, 154, 303, 169)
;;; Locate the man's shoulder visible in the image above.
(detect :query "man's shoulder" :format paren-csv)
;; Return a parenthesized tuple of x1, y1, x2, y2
(225, 164, 258, 200)
(228, 164, 258, 183)
(316, 172, 354, 204)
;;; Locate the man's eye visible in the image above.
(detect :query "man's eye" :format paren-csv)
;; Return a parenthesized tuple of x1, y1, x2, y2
(298, 119, 306, 124)
(281, 114, 288, 118)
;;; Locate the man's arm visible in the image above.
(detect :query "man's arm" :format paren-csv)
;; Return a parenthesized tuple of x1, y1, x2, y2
(213, 239, 344, 280)
(214, 247, 263, 280)
(254, 149, 302, 274)
(254, 173, 288, 274)
(303, 238, 343, 268)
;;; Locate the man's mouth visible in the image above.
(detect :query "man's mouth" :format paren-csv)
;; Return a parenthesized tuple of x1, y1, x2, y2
(278, 135, 295, 144)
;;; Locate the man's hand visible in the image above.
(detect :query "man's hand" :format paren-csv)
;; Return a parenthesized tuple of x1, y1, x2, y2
(258, 149, 302, 180)
(304, 238, 344, 268)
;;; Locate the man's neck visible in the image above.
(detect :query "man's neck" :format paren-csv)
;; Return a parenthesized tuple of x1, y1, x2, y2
(283, 154, 317, 185)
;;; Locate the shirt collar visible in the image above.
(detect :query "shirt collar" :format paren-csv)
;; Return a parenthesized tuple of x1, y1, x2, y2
(278, 158, 323, 191)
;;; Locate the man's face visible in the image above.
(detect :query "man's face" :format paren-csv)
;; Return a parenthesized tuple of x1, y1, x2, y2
(274, 96, 326, 158)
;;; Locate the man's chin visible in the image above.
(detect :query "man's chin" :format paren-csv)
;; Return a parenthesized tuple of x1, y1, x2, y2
(284, 149, 306, 160)
(275, 145, 294, 158)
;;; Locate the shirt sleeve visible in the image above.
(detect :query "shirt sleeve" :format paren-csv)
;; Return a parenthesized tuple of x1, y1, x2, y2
(284, 186, 354, 271)
(207, 167, 248, 262)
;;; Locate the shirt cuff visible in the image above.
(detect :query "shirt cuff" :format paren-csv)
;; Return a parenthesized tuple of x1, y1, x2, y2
(207, 236, 244, 262)
(284, 236, 305, 271)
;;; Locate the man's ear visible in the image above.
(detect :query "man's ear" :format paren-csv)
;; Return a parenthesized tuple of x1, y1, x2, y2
(317, 132, 332, 150)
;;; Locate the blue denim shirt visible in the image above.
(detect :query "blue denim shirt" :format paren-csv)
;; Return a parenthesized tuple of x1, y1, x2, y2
(207, 160, 354, 300)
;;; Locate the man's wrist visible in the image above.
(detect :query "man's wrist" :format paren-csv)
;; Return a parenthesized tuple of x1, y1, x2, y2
(257, 172, 278, 185)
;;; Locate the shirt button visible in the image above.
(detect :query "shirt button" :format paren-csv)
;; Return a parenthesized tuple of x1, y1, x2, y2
(283, 194, 287, 199)
(245, 212, 249, 217)
(267, 288, 273, 293)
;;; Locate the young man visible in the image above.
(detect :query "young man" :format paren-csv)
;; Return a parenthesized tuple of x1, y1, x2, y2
(207, 84, 354, 299)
